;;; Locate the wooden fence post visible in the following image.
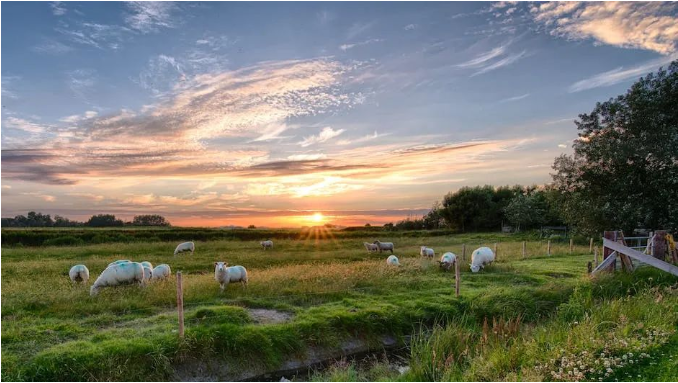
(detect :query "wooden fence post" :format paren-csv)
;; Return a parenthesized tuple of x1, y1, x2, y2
(455, 260, 460, 297)
(594, 247, 599, 266)
(547, 240, 551, 256)
(494, 243, 498, 259)
(569, 238, 574, 253)
(176, 271, 184, 339)
(589, 238, 594, 254)
(522, 241, 526, 259)
(462, 244, 466, 261)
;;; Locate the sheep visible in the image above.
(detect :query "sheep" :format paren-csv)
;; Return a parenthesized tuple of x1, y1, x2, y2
(174, 241, 195, 255)
(107, 260, 131, 268)
(470, 247, 495, 273)
(438, 252, 457, 272)
(140, 261, 153, 270)
(386, 255, 401, 266)
(214, 262, 248, 292)
(69, 264, 90, 284)
(90, 261, 145, 296)
(151, 264, 171, 281)
(142, 266, 153, 282)
(260, 240, 273, 250)
(373, 240, 395, 254)
(420, 246, 435, 258)
(364, 242, 379, 252)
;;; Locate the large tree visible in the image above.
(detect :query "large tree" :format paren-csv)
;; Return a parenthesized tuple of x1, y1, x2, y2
(132, 214, 171, 226)
(551, 61, 678, 235)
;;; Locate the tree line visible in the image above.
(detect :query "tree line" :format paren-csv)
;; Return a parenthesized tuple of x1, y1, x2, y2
(1, 213, 171, 228)
(387, 61, 678, 236)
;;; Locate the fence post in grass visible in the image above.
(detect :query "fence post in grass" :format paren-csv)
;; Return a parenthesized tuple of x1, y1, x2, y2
(462, 244, 466, 261)
(454, 260, 460, 297)
(547, 240, 551, 256)
(176, 271, 184, 339)
(494, 243, 498, 259)
(569, 238, 574, 253)
(522, 241, 526, 259)
(594, 247, 599, 267)
(589, 238, 594, 254)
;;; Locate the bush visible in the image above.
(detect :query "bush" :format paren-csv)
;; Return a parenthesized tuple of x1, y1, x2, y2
(42, 236, 85, 247)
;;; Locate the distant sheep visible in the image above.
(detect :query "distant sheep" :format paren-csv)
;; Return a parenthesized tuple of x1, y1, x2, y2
(69, 264, 90, 284)
(214, 262, 248, 292)
(470, 247, 495, 273)
(364, 242, 379, 252)
(174, 242, 195, 255)
(373, 240, 395, 254)
(90, 261, 145, 296)
(260, 240, 273, 250)
(420, 246, 435, 258)
(386, 255, 401, 266)
(438, 252, 457, 272)
(151, 264, 171, 281)
(142, 266, 153, 282)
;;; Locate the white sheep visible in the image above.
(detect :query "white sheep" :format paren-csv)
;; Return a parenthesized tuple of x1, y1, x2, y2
(420, 246, 435, 258)
(90, 261, 145, 296)
(386, 255, 401, 266)
(69, 264, 90, 284)
(214, 262, 248, 292)
(364, 242, 379, 252)
(151, 264, 171, 281)
(142, 266, 153, 282)
(439, 252, 457, 272)
(260, 240, 273, 250)
(107, 260, 131, 268)
(174, 241, 195, 255)
(140, 261, 153, 270)
(374, 240, 395, 254)
(470, 247, 495, 273)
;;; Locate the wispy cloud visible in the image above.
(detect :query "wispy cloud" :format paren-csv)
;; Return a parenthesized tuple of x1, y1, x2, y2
(454, 41, 527, 77)
(299, 127, 346, 147)
(32, 40, 74, 54)
(346, 21, 375, 40)
(499, 93, 530, 103)
(339, 38, 384, 51)
(404, 24, 417, 31)
(568, 54, 677, 92)
(125, 2, 180, 33)
(136, 54, 185, 94)
(66, 69, 97, 99)
(456, 46, 507, 68)
(471, 50, 527, 77)
(50, 1, 66, 16)
(531, 2, 678, 55)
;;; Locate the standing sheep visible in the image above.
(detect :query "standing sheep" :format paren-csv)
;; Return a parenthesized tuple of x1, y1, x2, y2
(174, 242, 195, 255)
(386, 255, 401, 266)
(420, 246, 435, 258)
(364, 242, 379, 252)
(90, 261, 145, 296)
(470, 247, 495, 273)
(373, 240, 395, 254)
(214, 262, 248, 292)
(260, 240, 273, 250)
(151, 264, 171, 281)
(438, 252, 457, 272)
(69, 264, 90, 284)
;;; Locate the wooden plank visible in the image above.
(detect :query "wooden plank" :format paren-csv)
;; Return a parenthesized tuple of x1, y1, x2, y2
(617, 231, 634, 273)
(603, 239, 678, 277)
(591, 251, 617, 275)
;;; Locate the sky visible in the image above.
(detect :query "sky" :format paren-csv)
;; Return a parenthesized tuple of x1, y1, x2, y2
(2, 1, 677, 227)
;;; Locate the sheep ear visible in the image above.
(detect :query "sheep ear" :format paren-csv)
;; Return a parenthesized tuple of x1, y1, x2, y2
(224, 262, 229, 266)
(214, 262, 218, 267)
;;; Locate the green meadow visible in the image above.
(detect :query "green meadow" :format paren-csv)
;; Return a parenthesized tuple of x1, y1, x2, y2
(1, 231, 676, 381)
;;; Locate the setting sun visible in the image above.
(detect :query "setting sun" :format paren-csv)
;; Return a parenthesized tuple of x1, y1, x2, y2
(311, 212, 324, 223)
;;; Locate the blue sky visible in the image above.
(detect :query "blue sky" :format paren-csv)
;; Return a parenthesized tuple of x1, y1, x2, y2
(2, 1, 677, 226)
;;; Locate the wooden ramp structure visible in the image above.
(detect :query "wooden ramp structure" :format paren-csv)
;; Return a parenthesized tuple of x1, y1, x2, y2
(592, 231, 678, 277)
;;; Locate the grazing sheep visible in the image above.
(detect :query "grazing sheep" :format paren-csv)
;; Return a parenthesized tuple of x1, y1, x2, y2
(140, 261, 153, 270)
(151, 264, 171, 281)
(174, 241, 195, 255)
(373, 240, 395, 254)
(107, 260, 131, 268)
(420, 246, 435, 258)
(90, 261, 145, 296)
(438, 252, 457, 272)
(69, 264, 90, 284)
(386, 255, 401, 266)
(470, 247, 495, 273)
(364, 242, 379, 252)
(142, 266, 153, 282)
(214, 262, 248, 292)
(260, 240, 273, 250)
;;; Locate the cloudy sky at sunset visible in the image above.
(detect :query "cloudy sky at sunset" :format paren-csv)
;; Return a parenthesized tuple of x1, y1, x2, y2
(2, 1, 677, 227)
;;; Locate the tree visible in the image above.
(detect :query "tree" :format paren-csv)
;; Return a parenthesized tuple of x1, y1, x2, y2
(503, 194, 545, 232)
(247, 225, 256, 229)
(132, 214, 171, 226)
(86, 214, 124, 227)
(551, 61, 678, 235)
(439, 185, 521, 232)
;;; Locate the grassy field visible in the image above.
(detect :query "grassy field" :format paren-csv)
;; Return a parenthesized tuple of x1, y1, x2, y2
(1, 231, 676, 381)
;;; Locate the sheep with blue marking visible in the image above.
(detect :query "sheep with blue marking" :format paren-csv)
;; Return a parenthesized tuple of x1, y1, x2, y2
(386, 255, 401, 266)
(90, 261, 145, 296)
(438, 252, 457, 272)
(470, 247, 495, 273)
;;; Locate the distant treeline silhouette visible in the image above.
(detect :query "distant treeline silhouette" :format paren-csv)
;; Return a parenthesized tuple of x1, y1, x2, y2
(1, 212, 170, 228)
